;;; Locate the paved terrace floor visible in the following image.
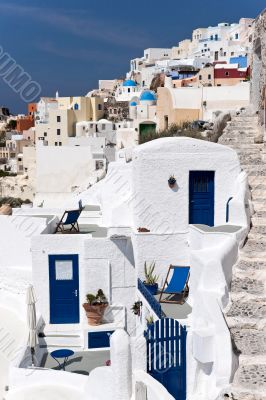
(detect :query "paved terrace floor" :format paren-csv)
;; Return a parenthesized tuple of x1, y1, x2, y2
(155, 293, 192, 321)
(55, 224, 108, 237)
(41, 350, 110, 375)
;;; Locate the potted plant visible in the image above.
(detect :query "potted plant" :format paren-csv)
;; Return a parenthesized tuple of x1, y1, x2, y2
(146, 315, 154, 328)
(21, 199, 33, 209)
(143, 261, 159, 295)
(131, 301, 142, 316)
(168, 175, 176, 188)
(83, 289, 108, 326)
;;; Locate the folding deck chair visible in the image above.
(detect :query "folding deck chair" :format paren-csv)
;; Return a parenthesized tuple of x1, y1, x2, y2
(159, 265, 190, 304)
(55, 200, 84, 234)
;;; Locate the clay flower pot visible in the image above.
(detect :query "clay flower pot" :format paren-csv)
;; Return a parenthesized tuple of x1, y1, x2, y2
(0, 204, 12, 215)
(83, 303, 108, 326)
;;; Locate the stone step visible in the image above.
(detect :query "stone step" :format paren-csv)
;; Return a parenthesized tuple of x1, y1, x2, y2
(231, 276, 265, 295)
(231, 360, 266, 395)
(230, 326, 266, 356)
(236, 258, 266, 272)
(251, 217, 266, 227)
(240, 239, 266, 258)
(240, 156, 262, 165)
(245, 169, 266, 177)
(251, 184, 266, 192)
(226, 299, 266, 320)
(249, 225, 266, 237)
(252, 201, 266, 212)
(253, 211, 266, 220)
(229, 144, 263, 151)
(248, 176, 266, 186)
(219, 138, 255, 145)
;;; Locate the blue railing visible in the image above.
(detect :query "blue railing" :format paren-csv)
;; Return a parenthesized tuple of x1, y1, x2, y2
(138, 279, 162, 319)
(226, 197, 233, 223)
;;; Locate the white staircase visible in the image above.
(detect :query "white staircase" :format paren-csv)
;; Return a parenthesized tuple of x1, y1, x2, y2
(39, 331, 84, 352)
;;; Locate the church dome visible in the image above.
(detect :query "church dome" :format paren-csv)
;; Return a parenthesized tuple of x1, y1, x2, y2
(140, 90, 157, 102)
(130, 101, 137, 106)
(123, 79, 137, 87)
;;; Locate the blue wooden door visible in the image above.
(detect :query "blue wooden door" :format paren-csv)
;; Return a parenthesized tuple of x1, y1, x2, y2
(49, 254, 80, 324)
(189, 171, 215, 226)
(145, 319, 187, 400)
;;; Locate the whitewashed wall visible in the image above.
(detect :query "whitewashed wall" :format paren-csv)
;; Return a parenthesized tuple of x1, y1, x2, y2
(36, 146, 95, 194)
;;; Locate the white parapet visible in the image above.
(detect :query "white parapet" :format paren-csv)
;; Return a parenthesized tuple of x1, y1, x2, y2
(110, 329, 132, 400)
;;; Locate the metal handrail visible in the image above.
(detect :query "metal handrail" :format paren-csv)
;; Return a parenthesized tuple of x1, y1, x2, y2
(226, 197, 233, 223)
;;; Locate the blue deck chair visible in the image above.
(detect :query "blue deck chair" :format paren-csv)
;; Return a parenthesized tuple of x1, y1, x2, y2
(55, 201, 84, 233)
(159, 265, 190, 304)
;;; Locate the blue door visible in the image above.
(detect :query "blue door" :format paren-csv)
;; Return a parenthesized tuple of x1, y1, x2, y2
(189, 171, 215, 226)
(49, 254, 80, 324)
(145, 319, 187, 400)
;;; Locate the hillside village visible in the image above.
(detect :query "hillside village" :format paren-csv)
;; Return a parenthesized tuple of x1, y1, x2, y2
(0, 9, 265, 400)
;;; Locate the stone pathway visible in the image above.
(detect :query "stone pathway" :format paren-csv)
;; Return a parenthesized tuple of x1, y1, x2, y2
(219, 114, 266, 400)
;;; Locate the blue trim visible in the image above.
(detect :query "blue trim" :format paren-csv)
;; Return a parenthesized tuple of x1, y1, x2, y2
(138, 279, 162, 319)
(88, 331, 114, 349)
(226, 197, 233, 223)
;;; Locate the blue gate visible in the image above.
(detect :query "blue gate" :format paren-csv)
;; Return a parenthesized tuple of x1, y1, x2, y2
(189, 171, 215, 226)
(145, 318, 187, 400)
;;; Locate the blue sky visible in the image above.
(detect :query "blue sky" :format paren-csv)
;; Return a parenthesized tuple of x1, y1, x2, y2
(0, 0, 265, 113)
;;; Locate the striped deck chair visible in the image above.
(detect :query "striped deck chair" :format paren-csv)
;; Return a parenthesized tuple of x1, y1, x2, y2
(55, 201, 84, 233)
(159, 265, 190, 304)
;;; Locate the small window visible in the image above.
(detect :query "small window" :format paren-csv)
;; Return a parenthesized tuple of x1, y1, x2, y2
(55, 260, 73, 280)
(74, 103, 79, 110)
(128, 88, 130, 93)
(59, 142, 62, 146)
(225, 71, 229, 77)
(57, 129, 61, 135)
(57, 116, 61, 122)
(224, 52, 227, 56)
(55, 142, 58, 146)
(98, 104, 102, 111)
(235, 33, 239, 40)
(208, 74, 212, 80)
(199, 75, 202, 81)
(102, 124, 106, 130)
(44, 132, 47, 137)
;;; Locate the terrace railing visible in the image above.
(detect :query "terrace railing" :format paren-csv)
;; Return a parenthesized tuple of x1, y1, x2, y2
(138, 278, 162, 319)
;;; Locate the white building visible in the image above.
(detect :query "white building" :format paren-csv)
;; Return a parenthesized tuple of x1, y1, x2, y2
(0, 136, 251, 400)
(174, 19, 254, 65)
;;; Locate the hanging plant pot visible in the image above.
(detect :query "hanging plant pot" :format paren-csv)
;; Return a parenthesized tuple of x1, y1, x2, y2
(168, 175, 176, 188)
(131, 301, 142, 316)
